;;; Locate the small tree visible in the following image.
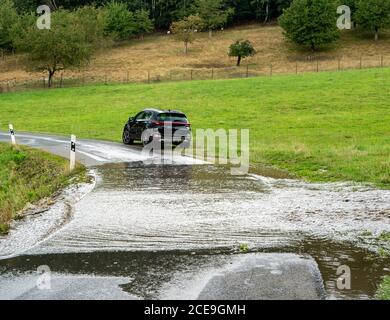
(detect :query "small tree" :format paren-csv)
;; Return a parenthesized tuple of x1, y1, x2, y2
(279, 0, 339, 51)
(192, 0, 234, 37)
(14, 8, 104, 87)
(170, 15, 204, 54)
(0, 0, 20, 52)
(355, 0, 390, 41)
(133, 9, 154, 40)
(228, 40, 256, 66)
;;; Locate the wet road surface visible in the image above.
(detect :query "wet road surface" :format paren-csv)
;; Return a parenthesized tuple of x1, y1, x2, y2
(0, 132, 389, 300)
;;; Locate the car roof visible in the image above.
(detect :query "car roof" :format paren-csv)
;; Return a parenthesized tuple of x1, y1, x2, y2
(143, 108, 185, 115)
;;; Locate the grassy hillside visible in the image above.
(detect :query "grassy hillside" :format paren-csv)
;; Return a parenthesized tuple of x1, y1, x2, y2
(0, 68, 389, 188)
(1, 24, 390, 83)
(0, 143, 85, 234)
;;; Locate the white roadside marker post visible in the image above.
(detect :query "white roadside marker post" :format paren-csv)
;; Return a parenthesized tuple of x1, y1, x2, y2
(70, 134, 76, 172)
(9, 124, 16, 146)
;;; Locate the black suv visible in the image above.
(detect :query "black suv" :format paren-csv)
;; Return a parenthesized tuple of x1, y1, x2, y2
(122, 109, 191, 147)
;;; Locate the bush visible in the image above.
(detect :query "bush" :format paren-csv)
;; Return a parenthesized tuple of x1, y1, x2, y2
(279, 0, 340, 51)
(133, 9, 154, 39)
(103, 2, 153, 41)
(355, 0, 390, 41)
(103, 1, 137, 41)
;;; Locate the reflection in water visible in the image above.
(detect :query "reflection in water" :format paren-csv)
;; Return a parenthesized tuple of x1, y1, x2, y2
(98, 162, 267, 193)
(0, 237, 389, 299)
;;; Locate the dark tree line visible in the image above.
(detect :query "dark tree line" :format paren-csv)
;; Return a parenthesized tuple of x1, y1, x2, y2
(11, 0, 293, 28)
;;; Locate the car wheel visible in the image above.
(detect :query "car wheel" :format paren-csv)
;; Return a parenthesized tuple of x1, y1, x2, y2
(122, 128, 133, 145)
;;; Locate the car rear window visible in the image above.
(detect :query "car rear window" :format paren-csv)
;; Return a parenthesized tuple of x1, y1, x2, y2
(157, 113, 188, 123)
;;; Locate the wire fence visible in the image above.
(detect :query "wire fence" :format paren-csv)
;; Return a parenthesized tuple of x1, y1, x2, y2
(1, 54, 389, 93)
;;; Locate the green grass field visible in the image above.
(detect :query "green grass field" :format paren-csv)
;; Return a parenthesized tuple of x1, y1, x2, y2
(0, 68, 389, 188)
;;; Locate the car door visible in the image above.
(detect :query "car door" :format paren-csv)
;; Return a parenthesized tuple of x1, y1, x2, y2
(134, 111, 153, 139)
(129, 112, 144, 138)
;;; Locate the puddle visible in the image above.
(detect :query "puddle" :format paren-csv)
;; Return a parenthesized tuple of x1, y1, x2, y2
(16, 163, 388, 255)
(0, 155, 389, 299)
(0, 237, 389, 299)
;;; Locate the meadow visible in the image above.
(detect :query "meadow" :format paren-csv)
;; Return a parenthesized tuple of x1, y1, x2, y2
(0, 67, 389, 188)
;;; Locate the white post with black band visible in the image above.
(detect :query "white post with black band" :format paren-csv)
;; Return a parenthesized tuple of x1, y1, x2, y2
(9, 124, 16, 146)
(70, 134, 76, 172)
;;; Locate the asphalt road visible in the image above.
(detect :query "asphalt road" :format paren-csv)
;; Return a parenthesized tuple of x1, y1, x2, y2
(0, 131, 389, 300)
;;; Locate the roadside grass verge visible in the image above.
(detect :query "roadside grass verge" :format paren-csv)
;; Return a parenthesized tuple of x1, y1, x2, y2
(0, 68, 389, 188)
(0, 143, 86, 235)
(376, 276, 390, 300)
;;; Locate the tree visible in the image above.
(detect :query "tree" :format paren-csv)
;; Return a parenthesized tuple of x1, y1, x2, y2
(102, 2, 154, 41)
(14, 8, 104, 87)
(0, 0, 20, 51)
(228, 39, 256, 66)
(170, 15, 204, 54)
(103, 1, 137, 41)
(355, 0, 390, 41)
(133, 9, 154, 39)
(278, 0, 340, 51)
(192, 0, 234, 37)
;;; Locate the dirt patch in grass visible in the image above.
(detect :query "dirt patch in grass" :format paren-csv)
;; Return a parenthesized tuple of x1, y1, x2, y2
(0, 143, 86, 234)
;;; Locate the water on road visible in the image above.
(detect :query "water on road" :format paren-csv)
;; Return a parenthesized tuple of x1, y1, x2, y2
(0, 132, 389, 299)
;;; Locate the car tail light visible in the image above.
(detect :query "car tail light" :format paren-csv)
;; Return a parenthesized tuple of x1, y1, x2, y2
(153, 121, 190, 127)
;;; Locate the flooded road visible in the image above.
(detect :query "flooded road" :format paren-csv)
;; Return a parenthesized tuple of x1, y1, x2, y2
(0, 132, 389, 299)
